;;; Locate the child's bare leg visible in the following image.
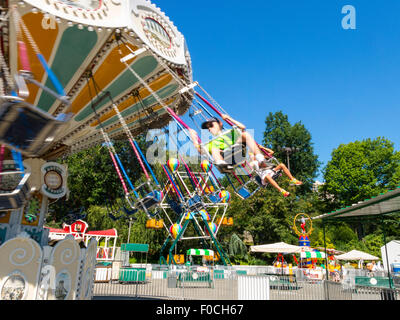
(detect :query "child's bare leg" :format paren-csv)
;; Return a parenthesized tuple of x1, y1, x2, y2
(241, 131, 262, 156)
(275, 164, 295, 180)
(263, 173, 284, 193)
(211, 148, 224, 162)
(275, 163, 302, 184)
(241, 131, 268, 168)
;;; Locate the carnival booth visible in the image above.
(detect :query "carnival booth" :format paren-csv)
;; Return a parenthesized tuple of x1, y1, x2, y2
(46, 220, 118, 284)
(176, 249, 214, 288)
(46, 220, 118, 261)
(118, 243, 149, 283)
(300, 251, 326, 280)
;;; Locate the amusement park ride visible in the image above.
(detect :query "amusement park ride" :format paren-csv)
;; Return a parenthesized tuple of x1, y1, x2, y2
(0, 0, 300, 300)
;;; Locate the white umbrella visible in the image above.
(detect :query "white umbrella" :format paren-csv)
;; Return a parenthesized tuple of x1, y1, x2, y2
(335, 250, 380, 261)
(250, 242, 307, 254)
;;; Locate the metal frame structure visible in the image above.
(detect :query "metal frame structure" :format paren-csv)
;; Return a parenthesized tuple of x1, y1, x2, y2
(313, 186, 400, 290)
(157, 169, 231, 266)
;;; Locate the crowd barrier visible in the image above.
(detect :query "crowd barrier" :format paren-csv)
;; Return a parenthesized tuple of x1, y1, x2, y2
(92, 264, 399, 300)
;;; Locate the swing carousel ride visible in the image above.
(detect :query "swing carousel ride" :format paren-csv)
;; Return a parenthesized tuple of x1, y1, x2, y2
(0, 0, 297, 300)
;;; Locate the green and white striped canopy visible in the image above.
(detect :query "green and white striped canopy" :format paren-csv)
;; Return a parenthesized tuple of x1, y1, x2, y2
(187, 249, 214, 257)
(300, 251, 326, 259)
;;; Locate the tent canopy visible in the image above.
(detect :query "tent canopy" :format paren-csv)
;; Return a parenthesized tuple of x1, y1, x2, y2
(301, 251, 326, 259)
(335, 250, 380, 261)
(187, 249, 214, 257)
(250, 242, 306, 254)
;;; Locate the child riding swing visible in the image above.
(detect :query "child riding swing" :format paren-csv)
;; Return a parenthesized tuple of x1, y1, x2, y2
(190, 114, 302, 197)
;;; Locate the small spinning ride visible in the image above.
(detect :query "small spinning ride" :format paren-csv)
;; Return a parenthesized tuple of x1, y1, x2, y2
(293, 213, 313, 248)
(157, 157, 232, 266)
(293, 213, 314, 268)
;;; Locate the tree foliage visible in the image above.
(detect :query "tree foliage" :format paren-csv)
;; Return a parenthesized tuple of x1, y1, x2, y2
(44, 112, 400, 265)
(263, 111, 321, 192)
(322, 137, 400, 208)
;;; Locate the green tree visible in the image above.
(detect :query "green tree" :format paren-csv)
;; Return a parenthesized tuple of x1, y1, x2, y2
(263, 111, 320, 192)
(228, 233, 249, 264)
(226, 183, 317, 250)
(322, 137, 400, 208)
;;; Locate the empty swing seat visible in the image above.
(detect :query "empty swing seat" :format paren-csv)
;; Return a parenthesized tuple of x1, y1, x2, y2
(237, 186, 252, 199)
(137, 190, 162, 211)
(187, 194, 204, 211)
(0, 101, 70, 157)
(123, 206, 138, 216)
(208, 193, 220, 204)
(0, 171, 31, 210)
(167, 199, 183, 215)
(234, 178, 262, 200)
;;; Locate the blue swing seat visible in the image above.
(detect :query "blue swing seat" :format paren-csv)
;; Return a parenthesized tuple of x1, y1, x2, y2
(123, 205, 138, 216)
(0, 171, 31, 210)
(237, 186, 252, 199)
(208, 193, 220, 204)
(167, 199, 183, 215)
(187, 194, 204, 211)
(0, 100, 70, 157)
(133, 189, 162, 213)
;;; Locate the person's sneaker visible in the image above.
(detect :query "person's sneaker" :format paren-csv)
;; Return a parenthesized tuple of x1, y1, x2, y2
(290, 178, 303, 186)
(216, 160, 234, 172)
(281, 189, 290, 197)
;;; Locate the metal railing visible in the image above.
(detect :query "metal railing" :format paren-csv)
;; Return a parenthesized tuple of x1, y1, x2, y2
(92, 264, 399, 301)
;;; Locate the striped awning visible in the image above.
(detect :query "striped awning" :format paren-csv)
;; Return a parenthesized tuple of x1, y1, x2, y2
(300, 251, 326, 259)
(187, 249, 214, 257)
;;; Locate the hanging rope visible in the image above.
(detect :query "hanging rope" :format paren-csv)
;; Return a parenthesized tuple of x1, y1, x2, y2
(85, 76, 131, 195)
(0, 145, 4, 184)
(162, 164, 185, 201)
(11, 7, 66, 97)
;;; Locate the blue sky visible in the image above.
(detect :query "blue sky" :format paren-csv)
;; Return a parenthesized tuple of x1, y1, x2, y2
(156, 0, 400, 181)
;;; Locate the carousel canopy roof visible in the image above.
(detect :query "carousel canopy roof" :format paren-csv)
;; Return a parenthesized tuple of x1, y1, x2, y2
(7, 0, 193, 159)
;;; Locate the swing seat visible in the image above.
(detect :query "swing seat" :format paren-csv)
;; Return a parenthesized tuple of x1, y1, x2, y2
(222, 143, 247, 166)
(254, 169, 282, 188)
(233, 177, 262, 200)
(202, 127, 247, 174)
(215, 144, 247, 174)
(0, 100, 70, 157)
(108, 213, 119, 222)
(236, 186, 252, 200)
(187, 194, 204, 211)
(208, 193, 220, 204)
(138, 190, 162, 211)
(123, 206, 138, 216)
(0, 172, 31, 210)
(167, 199, 183, 215)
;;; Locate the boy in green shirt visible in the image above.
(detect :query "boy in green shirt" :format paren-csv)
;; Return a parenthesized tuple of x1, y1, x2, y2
(190, 114, 266, 171)
(189, 115, 302, 197)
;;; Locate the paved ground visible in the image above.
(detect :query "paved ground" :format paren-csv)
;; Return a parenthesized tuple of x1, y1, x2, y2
(93, 279, 238, 300)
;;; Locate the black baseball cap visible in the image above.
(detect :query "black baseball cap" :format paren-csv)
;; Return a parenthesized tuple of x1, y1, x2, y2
(201, 117, 222, 129)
